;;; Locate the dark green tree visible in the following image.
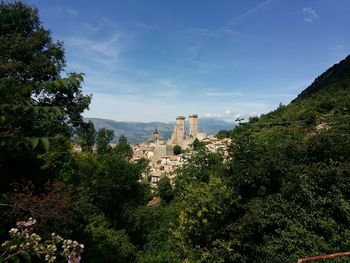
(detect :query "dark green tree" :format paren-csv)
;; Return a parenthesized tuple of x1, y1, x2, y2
(0, 2, 64, 84)
(173, 145, 181, 155)
(96, 128, 114, 154)
(192, 138, 205, 151)
(157, 177, 174, 204)
(0, 1, 90, 191)
(0, 2, 90, 139)
(115, 135, 133, 160)
(76, 120, 96, 152)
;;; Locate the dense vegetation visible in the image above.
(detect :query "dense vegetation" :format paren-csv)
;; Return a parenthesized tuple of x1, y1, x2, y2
(1, 2, 350, 262)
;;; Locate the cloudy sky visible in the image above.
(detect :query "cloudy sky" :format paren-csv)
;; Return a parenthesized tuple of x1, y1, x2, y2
(27, 0, 350, 122)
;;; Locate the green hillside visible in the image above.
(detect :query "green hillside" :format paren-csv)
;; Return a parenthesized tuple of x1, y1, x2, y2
(203, 55, 350, 262)
(293, 54, 350, 101)
(219, 54, 350, 142)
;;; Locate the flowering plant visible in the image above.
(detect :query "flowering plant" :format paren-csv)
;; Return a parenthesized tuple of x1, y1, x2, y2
(1, 218, 83, 262)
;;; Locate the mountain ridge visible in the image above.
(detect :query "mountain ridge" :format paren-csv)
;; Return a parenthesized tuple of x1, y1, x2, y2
(85, 117, 235, 143)
(292, 54, 350, 102)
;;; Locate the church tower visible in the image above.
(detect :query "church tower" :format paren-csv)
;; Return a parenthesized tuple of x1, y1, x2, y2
(152, 128, 160, 143)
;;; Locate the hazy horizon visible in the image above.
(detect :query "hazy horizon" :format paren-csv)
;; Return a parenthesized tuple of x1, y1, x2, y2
(84, 115, 235, 124)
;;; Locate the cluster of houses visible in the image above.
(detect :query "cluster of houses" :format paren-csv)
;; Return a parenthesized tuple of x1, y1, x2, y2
(72, 115, 233, 188)
(131, 134, 232, 187)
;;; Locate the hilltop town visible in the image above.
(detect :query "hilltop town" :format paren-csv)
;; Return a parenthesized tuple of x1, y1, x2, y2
(131, 114, 232, 186)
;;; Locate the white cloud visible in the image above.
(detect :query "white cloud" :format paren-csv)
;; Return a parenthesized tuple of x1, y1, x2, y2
(303, 7, 319, 23)
(60, 17, 135, 73)
(65, 33, 124, 69)
(203, 113, 223, 118)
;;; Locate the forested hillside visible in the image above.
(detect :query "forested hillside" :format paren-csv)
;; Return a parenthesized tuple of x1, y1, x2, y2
(211, 55, 350, 261)
(1, 2, 350, 263)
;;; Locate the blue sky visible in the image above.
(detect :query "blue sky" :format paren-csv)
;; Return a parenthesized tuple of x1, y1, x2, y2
(26, 0, 350, 122)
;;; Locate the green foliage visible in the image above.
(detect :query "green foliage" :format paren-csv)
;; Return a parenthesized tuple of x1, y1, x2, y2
(76, 121, 96, 152)
(216, 130, 232, 139)
(115, 135, 133, 160)
(72, 152, 149, 222)
(0, 1, 90, 192)
(96, 128, 114, 154)
(128, 204, 180, 263)
(84, 214, 136, 263)
(67, 151, 151, 262)
(157, 177, 174, 204)
(175, 148, 224, 194)
(174, 176, 233, 262)
(173, 145, 181, 155)
(192, 138, 205, 151)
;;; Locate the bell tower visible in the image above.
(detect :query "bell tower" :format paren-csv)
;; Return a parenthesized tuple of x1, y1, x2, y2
(152, 128, 160, 143)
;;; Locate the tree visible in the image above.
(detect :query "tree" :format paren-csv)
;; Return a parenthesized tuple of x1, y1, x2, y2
(115, 135, 133, 160)
(174, 148, 224, 194)
(174, 176, 233, 262)
(84, 214, 136, 263)
(173, 145, 181, 155)
(192, 138, 205, 151)
(0, 1, 90, 192)
(0, 2, 90, 139)
(0, 2, 64, 84)
(96, 128, 114, 154)
(76, 121, 96, 152)
(157, 177, 174, 204)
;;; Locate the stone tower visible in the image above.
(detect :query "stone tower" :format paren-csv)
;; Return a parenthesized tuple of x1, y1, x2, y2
(170, 116, 185, 146)
(189, 114, 198, 138)
(175, 116, 185, 146)
(152, 128, 160, 143)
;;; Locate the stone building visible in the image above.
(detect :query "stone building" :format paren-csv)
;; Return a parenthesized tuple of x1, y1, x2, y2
(169, 116, 185, 146)
(168, 114, 206, 149)
(189, 114, 198, 138)
(152, 128, 160, 143)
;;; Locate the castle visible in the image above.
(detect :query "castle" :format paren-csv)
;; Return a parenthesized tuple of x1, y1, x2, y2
(152, 114, 206, 156)
(131, 114, 230, 185)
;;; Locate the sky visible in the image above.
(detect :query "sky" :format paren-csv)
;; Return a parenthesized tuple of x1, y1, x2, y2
(25, 0, 350, 122)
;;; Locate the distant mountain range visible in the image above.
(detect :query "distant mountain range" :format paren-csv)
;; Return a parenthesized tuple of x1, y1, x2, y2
(84, 117, 235, 143)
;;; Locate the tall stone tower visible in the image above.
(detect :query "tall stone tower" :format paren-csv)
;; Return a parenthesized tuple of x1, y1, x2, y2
(175, 116, 185, 146)
(152, 128, 160, 143)
(189, 114, 198, 138)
